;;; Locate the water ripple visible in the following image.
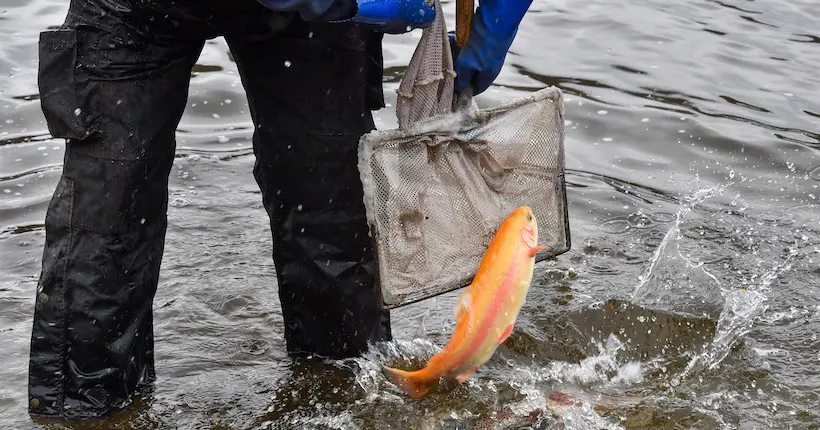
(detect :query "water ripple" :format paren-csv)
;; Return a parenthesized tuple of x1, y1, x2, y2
(1, 0, 819, 428)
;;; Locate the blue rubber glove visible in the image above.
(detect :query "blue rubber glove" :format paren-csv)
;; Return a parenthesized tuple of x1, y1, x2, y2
(449, 0, 533, 95)
(257, 0, 435, 34)
(349, 0, 437, 34)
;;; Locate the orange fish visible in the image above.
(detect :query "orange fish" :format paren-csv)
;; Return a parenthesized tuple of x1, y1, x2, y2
(383, 206, 546, 399)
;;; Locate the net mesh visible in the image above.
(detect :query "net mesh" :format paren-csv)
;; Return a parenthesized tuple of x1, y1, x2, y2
(358, 0, 570, 308)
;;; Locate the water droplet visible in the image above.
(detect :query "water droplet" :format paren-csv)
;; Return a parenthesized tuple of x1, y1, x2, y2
(597, 110, 608, 115)
(602, 137, 613, 142)
(212, 113, 220, 119)
(284, 60, 292, 67)
(641, 118, 650, 123)
(74, 108, 81, 116)
(599, 219, 630, 234)
(140, 218, 146, 224)
(170, 198, 190, 208)
(217, 135, 230, 143)
(224, 99, 232, 104)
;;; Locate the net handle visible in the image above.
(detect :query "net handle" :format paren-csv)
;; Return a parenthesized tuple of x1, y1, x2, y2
(454, 0, 476, 111)
(455, 0, 474, 47)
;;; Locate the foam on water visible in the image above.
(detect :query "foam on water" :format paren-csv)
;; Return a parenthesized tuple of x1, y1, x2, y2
(514, 334, 645, 388)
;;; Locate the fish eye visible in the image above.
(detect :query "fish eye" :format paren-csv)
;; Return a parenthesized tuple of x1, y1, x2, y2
(525, 213, 533, 222)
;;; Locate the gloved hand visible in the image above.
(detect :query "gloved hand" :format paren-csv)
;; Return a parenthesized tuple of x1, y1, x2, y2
(448, 0, 533, 95)
(348, 0, 436, 34)
(257, 0, 435, 34)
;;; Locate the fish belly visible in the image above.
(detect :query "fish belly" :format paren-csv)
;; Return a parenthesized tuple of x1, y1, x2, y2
(465, 269, 534, 370)
(450, 253, 537, 381)
(454, 313, 517, 377)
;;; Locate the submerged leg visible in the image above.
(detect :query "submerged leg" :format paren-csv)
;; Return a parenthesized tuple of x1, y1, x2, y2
(28, 2, 205, 418)
(226, 15, 390, 358)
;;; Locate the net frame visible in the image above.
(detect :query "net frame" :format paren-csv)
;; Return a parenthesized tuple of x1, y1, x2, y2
(357, 0, 570, 310)
(358, 87, 571, 309)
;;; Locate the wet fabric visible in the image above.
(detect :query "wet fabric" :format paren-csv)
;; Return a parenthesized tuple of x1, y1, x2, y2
(30, 0, 389, 419)
(256, 0, 357, 21)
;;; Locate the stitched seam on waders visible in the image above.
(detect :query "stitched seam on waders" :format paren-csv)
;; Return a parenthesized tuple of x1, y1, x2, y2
(58, 178, 76, 413)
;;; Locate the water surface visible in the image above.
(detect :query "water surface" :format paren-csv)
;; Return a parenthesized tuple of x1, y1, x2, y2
(1, 0, 819, 428)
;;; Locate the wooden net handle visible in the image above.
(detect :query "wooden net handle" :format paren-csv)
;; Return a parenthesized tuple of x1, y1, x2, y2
(456, 0, 475, 47)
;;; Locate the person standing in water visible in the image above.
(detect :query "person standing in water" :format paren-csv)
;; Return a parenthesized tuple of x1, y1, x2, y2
(27, 0, 533, 418)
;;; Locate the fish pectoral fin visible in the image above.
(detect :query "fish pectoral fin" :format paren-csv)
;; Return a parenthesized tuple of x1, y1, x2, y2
(455, 368, 477, 384)
(454, 288, 472, 324)
(499, 323, 515, 344)
(529, 244, 547, 257)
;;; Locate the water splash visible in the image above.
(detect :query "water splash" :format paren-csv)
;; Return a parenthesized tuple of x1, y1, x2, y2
(629, 184, 729, 320)
(335, 337, 442, 403)
(518, 334, 646, 388)
(627, 181, 799, 385)
(335, 335, 633, 428)
(672, 247, 797, 384)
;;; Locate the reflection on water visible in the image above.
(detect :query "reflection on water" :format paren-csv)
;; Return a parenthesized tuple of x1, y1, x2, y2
(1, 0, 820, 428)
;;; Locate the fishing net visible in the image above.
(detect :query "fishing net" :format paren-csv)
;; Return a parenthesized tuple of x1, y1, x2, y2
(357, 0, 570, 309)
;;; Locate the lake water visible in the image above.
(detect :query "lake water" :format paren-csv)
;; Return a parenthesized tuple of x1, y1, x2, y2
(1, 0, 819, 428)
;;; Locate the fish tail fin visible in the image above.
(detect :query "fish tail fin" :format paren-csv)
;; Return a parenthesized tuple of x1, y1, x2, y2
(382, 366, 437, 400)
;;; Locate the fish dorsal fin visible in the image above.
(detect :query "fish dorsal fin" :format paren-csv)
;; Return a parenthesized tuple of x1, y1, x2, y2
(454, 286, 473, 324)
